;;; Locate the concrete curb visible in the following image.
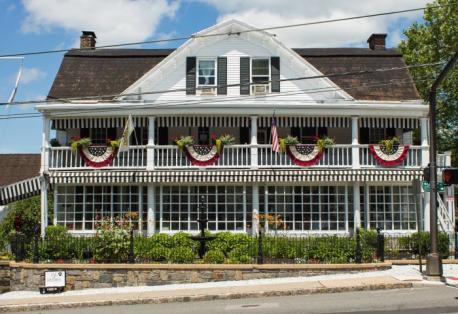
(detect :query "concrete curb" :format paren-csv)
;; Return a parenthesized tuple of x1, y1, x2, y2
(0, 282, 412, 313)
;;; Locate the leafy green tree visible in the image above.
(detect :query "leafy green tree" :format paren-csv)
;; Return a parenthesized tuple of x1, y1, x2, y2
(399, 0, 458, 165)
(0, 195, 53, 250)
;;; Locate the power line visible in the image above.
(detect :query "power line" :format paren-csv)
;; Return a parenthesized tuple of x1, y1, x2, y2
(0, 5, 444, 58)
(0, 60, 444, 107)
(0, 75, 435, 121)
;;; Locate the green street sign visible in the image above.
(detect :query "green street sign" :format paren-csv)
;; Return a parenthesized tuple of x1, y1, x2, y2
(421, 181, 445, 192)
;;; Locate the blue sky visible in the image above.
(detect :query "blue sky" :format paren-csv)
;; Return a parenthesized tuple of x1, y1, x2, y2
(0, 0, 430, 153)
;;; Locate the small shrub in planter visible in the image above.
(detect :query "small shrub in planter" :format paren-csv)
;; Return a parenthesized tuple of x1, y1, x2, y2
(203, 250, 225, 264)
(168, 246, 195, 263)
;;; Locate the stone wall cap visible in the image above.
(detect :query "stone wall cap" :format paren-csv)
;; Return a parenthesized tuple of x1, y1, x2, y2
(8, 261, 391, 270)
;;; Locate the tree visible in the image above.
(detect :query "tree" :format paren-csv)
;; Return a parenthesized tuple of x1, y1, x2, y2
(0, 195, 53, 252)
(399, 0, 458, 165)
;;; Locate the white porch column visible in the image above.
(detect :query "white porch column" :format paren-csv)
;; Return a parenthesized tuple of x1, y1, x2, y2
(420, 117, 430, 231)
(252, 184, 259, 235)
(250, 116, 258, 169)
(147, 116, 156, 171)
(351, 116, 360, 169)
(147, 185, 156, 236)
(353, 182, 361, 230)
(40, 116, 50, 237)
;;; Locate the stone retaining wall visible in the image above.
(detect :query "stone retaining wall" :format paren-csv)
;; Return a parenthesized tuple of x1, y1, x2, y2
(0, 261, 10, 293)
(8, 262, 390, 291)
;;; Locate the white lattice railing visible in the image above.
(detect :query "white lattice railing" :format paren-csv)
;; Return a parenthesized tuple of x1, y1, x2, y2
(359, 145, 422, 168)
(437, 193, 454, 233)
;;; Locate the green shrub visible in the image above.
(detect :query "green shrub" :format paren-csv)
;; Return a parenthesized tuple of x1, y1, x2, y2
(168, 246, 195, 263)
(93, 221, 130, 263)
(228, 246, 252, 264)
(150, 233, 172, 247)
(41, 225, 72, 261)
(172, 232, 198, 251)
(397, 232, 450, 258)
(207, 232, 253, 256)
(203, 250, 226, 264)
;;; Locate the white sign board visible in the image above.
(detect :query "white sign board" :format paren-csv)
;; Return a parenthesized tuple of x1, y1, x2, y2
(45, 271, 66, 288)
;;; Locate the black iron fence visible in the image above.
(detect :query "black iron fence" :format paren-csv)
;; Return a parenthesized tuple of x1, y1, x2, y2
(4, 229, 454, 264)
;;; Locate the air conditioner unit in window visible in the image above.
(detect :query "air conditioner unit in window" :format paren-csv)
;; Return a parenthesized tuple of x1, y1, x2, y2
(197, 87, 217, 96)
(251, 84, 269, 95)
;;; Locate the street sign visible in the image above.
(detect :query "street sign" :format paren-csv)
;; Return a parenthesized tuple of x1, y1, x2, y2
(421, 181, 445, 192)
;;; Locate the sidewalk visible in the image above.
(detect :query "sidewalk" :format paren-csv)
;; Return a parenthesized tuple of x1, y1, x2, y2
(0, 265, 455, 313)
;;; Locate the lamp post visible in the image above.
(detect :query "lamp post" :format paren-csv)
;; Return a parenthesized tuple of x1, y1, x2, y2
(426, 51, 458, 279)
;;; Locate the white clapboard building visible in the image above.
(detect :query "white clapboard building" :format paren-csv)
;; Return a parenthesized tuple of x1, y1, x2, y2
(19, 20, 454, 236)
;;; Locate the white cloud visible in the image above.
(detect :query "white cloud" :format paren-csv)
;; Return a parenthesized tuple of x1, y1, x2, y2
(199, 0, 430, 47)
(19, 67, 47, 84)
(21, 0, 180, 46)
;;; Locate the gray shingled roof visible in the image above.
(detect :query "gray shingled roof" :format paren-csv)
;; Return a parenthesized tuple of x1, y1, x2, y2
(0, 154, 41, 187)
(47, 48, 420, 101)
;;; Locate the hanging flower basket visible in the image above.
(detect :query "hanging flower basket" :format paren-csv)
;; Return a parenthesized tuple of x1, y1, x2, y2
(280, 135, 334, 167)
(369, 139, 409, 167)
(70, 137, 119, 168)
(175, 134, 235, 166)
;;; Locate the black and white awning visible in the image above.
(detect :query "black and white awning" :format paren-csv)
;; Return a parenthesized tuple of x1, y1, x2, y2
(259, 117, 350, 128)
(52, 117, 148, 130)
(0, 176, 43, 205)
(49, 169, 422, 184)
(359, 117, 419, 129)
(156, 116, 250, 127)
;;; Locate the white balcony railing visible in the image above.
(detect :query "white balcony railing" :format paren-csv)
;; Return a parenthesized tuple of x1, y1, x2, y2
(258, 144, 352, 168)
(359, 145, 422, 168)
(49, 146, 147, 170)
(154, 145, 251, 168)
(49, 144, 429, 170)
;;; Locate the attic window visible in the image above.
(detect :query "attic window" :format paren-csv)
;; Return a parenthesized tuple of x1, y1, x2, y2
(197, 59, 216, 86)
(251, 58, 270, 84)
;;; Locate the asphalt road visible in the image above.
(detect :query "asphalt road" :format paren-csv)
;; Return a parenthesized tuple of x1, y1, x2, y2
(14, 285, 458, 314)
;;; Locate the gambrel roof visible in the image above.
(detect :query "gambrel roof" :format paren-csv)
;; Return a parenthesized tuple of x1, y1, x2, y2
(47, 20, 420, 102)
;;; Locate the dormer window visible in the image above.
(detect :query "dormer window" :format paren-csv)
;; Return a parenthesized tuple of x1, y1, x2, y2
(197, 59, 216, 86)
(251, 58, 270, 95)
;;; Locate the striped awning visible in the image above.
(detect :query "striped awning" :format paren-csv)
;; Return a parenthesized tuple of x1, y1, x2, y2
(52, 117, 148, 130)
(0, 176, 43, 205)
(259, 117, 350, 128)
(156, 116, 250, 127)
(360, 117, 419, 129)
(49, 169, 422, 184)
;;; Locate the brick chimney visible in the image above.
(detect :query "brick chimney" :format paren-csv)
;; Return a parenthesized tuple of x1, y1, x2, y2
(367, 33, 387, 50)
(80, 31, 96, 49)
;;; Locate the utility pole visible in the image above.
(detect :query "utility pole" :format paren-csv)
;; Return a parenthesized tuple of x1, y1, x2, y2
(426, 51, 458, 279)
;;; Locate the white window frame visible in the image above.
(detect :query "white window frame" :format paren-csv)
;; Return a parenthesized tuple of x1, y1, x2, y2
(196, 58, 217, 87)
(250, 57, 271, 93)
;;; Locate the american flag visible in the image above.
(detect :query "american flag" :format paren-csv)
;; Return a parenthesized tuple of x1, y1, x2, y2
(271, 116, 279, 153)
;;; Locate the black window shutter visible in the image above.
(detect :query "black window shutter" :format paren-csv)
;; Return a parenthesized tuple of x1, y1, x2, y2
(291, 127, 300, 138)
(186, 57, 196, 95)
(80, 128, 89, 138)
(158, 127, 168, 145)
(240, 127, 250, 144)
(271, 56, 280, 92)
(217, 57, 227, 95)
(317, 127, 327, 137)
(240, 57, 250, 95)
(386, 127, 396, 137)
(360, 128, 369, 144)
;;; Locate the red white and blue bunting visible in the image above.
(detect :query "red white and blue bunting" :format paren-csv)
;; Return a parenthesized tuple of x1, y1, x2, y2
(184, 145, 220, 166)
(79, 146, 117, 168)
(286, 145, 323, 167)
(368, 145, 409, 167)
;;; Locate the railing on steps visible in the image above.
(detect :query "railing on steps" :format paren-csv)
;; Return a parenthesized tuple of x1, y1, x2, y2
(437, 193, 454, 233)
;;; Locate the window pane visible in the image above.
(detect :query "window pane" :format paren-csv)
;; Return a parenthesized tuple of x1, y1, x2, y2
(198, 60, 216, 86)
(252, 59, 269, 75)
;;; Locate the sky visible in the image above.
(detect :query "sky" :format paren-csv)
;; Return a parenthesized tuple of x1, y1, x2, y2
(0, 0, 431, 154)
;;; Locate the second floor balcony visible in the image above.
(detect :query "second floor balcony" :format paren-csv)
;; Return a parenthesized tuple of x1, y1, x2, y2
(48, 144, 426, 170)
